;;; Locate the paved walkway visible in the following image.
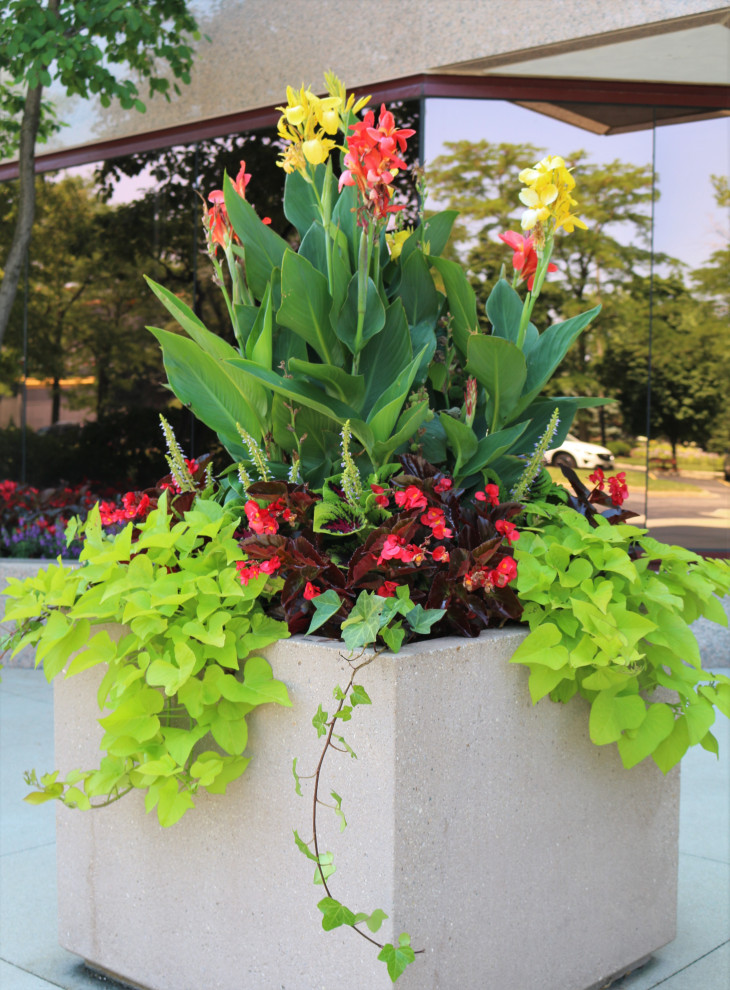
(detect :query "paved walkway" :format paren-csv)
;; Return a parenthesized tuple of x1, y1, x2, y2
(0, 663, 728, 990)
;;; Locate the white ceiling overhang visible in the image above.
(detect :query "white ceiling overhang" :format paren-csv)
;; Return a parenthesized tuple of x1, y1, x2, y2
(435, 9, 730, 133)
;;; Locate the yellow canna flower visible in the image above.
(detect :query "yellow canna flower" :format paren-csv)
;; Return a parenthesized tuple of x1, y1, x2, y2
(324, 70, 370, 131)
(518, 155, 586, 234)
(302, 138, 335, 165)
(276, 78, 355, 176)
(385, 228, 412, 261)
(285, 104, 306, 126)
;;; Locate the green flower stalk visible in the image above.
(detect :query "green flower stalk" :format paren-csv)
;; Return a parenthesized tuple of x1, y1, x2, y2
(340, 420, 362, 507)
(159, 415, 196, 492)
(511, 406, 560, 502)
(236, 425, 270, 482)
(237, 462, 253, 490)
(288, 453, 301, 485)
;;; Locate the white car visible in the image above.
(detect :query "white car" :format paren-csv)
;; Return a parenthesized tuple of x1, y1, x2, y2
(547, 433, 615, 471)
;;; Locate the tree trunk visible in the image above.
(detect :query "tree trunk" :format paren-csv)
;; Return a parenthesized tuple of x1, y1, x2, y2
(0, 0, 61, 349)
(51, 374, 61, 425)
(0, 83, 43, 348)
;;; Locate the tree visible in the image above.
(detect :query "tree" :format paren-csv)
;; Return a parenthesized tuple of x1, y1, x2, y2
(690, 174, 730, 451)
(597, 273, 727, 459)
(0, 0, 203, 348)
(0, 175, 167, 424)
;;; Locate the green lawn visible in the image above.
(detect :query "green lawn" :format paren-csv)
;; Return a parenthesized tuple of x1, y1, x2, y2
(618, 444, 723, 472)
(547, 467, 698, 494)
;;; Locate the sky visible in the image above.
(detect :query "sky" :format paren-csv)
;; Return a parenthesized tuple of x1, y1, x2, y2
(424, 98, 729, 271)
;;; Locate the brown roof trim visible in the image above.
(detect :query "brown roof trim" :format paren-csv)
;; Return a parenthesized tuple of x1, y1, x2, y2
(1, 73, 728, 181)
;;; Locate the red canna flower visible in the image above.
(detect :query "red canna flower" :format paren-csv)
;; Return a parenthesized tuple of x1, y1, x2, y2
(498, 230, 557, 291)
(339, 104, 415, 225)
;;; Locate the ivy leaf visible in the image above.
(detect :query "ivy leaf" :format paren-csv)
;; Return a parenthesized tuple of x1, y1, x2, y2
(334, 734, 357, 759)
(317, 896, 356, 931)
(330, 790, 347, 831)
(312, 704, 329, 738)
(353, 907, 389, 933)
(333, 706, 352, 721)
(293, 829, 317, 862)
(350, 684, 372, 707)
(381, 621, 406, 654)
(340, 592, 386, 651)
(378, 933, 416, 982)
(405, 604, 444, 635)
(292, 757, 302, 797)
(312, 851, 336, 885)
(307, 589, 343, 634)
(293, 832, 336, 882)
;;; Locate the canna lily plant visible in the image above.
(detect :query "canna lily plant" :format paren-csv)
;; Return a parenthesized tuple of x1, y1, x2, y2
(146, 76, 605, 494)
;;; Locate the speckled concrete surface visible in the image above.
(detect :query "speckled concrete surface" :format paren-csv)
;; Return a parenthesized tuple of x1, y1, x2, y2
(692, 595, 730, 668)
(49, 630, 681, 990)
(13, 0, 725, 159)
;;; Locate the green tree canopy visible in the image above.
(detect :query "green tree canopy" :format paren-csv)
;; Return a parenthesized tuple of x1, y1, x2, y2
(0, 0, 203, 348)
(597, 273, 727, 458)
(0, 174, 166, 424)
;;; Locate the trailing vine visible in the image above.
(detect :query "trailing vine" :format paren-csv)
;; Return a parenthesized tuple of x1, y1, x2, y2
(291, 588, 442, 983)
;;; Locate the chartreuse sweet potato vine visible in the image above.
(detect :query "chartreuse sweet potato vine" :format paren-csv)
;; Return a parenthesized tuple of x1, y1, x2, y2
(2, 494, 290, 826)
(512, 502, 730, 771)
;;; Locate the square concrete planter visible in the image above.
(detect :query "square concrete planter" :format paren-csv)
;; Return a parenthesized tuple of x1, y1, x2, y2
(54, 628, 679, 990)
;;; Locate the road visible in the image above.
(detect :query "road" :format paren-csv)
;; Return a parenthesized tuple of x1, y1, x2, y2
(622, 476, 729, 554)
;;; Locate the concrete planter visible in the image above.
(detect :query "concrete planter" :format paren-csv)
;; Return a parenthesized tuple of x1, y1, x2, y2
(54, 629, 679, 990)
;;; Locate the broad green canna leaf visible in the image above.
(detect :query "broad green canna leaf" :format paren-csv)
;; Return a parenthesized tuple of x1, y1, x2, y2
(466, 334, 527, 430)
(360, 300, 413, 414)
(288, 359, 366, 410)
(366, 347, 428, 444)
(428, 255, 479, 358)
(278, 251, 344, 364)
(228, 358, 374, 456)
(335, 274, 386, 355)
(245, 282, 273, 370)
(224, 175, 287, 300)
(149, 328, 265, 458)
